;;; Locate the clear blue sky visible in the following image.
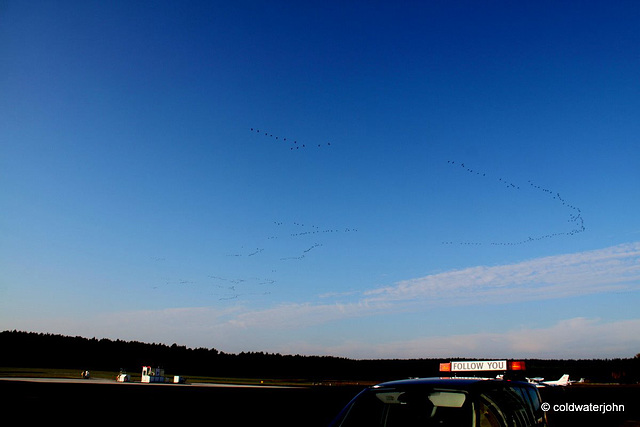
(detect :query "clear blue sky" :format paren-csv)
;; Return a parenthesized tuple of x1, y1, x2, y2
(2, 0, 639, 359)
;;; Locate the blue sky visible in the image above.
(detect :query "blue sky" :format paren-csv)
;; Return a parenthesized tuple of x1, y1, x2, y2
(2, 0, 639, 359)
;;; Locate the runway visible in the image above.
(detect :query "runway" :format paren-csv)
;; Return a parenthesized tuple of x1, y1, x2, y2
(2, 377, 638, 426)
(0, 376, 302, 388)
(0, 377, 357, 425)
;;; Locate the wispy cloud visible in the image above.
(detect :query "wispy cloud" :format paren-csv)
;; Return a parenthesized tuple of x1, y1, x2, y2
(278, 317, 640, 359)
(5, 242, 639, 358)
(364, 241, 640, 306)
(215, 241, 640, 331)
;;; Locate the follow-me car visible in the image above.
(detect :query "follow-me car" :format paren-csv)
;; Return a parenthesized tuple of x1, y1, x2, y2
(329, 360, 547, 427)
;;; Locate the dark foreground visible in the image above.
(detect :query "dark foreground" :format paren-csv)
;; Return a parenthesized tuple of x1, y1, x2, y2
(2, 379, 639, 426)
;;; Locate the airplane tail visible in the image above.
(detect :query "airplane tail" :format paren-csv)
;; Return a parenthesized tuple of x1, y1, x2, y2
(556, 374, 570, 385)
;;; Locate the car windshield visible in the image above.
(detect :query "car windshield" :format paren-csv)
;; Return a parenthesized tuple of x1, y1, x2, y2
(336, 386, 472, 427)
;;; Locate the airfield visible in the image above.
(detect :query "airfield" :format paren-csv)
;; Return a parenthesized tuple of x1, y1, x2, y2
(0, 376, 358, 425)
(2, 376, 639, 426)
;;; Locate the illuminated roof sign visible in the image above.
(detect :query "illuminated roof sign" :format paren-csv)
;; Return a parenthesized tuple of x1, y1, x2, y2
(439, 360, 524, 372)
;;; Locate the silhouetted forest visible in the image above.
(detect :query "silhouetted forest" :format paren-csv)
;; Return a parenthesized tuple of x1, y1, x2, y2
(1, 330, 638, 383)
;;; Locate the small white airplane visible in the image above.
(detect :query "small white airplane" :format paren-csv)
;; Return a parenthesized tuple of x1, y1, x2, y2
(528, 374, 571, 387)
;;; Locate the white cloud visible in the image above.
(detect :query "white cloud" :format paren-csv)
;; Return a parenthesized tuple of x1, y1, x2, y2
(279, 317, 640, 360)
(5, 242, 639, 358)
(364, 241, 640, 306)
(213, 241, 640, 331)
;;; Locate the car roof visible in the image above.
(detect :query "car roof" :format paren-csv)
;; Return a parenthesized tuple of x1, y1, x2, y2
(372, 377, 533, 390)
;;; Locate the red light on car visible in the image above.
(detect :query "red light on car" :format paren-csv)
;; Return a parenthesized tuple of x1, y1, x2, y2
(439, 362, 451, 372)
(508, 361, 526, 371)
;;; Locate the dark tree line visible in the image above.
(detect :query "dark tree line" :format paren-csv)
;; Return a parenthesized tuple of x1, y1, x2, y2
(1, 331, 638, 383)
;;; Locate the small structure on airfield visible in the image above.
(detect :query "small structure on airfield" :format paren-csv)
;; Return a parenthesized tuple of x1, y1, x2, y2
(141, 366, 165, 383)
(117, 370, 130, 382)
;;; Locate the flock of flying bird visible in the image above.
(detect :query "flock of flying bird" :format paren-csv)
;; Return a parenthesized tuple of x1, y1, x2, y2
(210, 220, 358, 299)
(269, 221, 358, 239)
(206, 275, 276, 301)
(152, 133, 587, 302)
(226, 221, 358, 258)
(250, 127, 332, 150)
(442, 160, 586, 246)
